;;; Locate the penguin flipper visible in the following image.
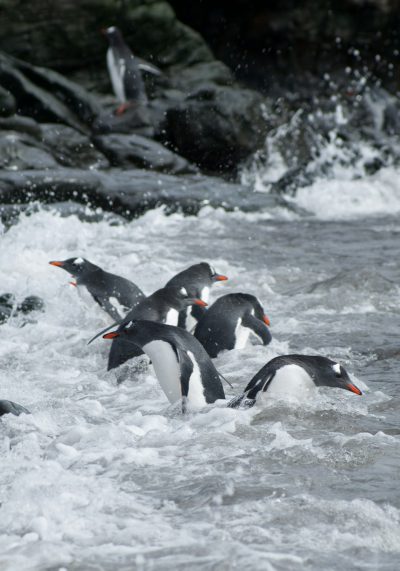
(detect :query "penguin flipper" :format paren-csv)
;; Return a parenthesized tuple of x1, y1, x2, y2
(91, 293, 122, 321)
(175, 346, 194, 413)
(229, 366, 276, 408)
(242, 314, 272, 346)
(107, 336, 143, 371)
(138, 60, 162, 76)
(227, 394, 256, 409)
(87, 319, 121, 345)
(0, 400, 30, 417)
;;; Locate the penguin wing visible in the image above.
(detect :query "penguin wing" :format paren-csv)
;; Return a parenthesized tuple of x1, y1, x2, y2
(175, 346, 194, 413)
(242, 314, 272, 346)
(137, 59, 162, 76)
(0, 400, 30, 417)
(228, 366, 276, 408)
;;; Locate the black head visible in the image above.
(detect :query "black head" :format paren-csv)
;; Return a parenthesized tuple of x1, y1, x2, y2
(235, 293, 270, 326)
(102, 26, 125, 47)
(154, 286, 208, 311)
(167, 262, 228, 293)
(302, 356, 362, 395)
(49, 257, 96, 277)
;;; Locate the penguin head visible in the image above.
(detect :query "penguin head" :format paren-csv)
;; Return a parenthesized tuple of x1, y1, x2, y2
(312, 358, 362, 395)
(237, 293, 270, 326)
(156, 286, 208, 311)
(102, 26, 124, 46)
(49, 257, 95, 278)
(207, 264, 228, 283)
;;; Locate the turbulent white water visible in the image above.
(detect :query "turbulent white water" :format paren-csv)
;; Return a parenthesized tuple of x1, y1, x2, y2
(1, 203, 400, 571)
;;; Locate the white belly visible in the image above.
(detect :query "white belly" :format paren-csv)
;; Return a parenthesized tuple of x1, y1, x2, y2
(234, 318, 251, 350)
(185, 306, 198, 332)
(165, 308, 179, 326)
(201, 286, 210, 303)
(186, 351, 206, 408)
(143, 341, 181, 404)
(264, 364, 316, 401)
(107, 48, 125, 102)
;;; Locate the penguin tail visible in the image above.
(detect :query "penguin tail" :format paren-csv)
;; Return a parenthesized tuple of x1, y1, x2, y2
(227, 394, 256, 409)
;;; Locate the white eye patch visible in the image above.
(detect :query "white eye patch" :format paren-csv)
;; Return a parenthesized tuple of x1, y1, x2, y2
(74, 257, 84, 265)
(332, 363, 341, 375)
(107, 26, 116, 33)
(180, 287, 188, 296)
(210, 265, 216, 275)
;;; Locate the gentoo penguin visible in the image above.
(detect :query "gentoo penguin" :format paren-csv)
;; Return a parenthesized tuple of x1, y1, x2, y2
(165, 262, 228, 330)
(97, 286, 208, 372)
(102, 26, 148, 115)
(194, 293, 271, 357)
(49, 257, 145, 320)
(0, 400, 30, 417)
(103, 320, 225, 411)
(228, 355, 362, 408)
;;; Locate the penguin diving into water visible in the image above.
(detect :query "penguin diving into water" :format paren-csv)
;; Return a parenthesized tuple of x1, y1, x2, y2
(49, 257, 145, 320)
(102, 26, 161, 115)
(228, 355, 362, 409)
(88, 286, 207, 372)
(103, 320, 226, 412)
(194, 293, 271, 357)
(165, 262, 228, 331)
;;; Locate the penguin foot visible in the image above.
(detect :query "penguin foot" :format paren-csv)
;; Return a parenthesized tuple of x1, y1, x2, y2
(115, 103, 133, 116)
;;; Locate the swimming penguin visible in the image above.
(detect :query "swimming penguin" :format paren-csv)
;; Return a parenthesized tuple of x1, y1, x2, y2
(49, 257, 145, 320)
(102, 26, 149, 115)
(194, 293, 271, 358)
(165, 262, 228, 330)
(92, 285, 207, 372)
(103, 320, 225, 411)
(228, 355, 362, 408)
(0, 400, 30, 417)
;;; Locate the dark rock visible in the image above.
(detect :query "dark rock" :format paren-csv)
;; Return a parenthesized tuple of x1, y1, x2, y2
(40, 124, 109, 169)
(0, 115, 42, 137)
(0, 167, 280, 218)
(92, 103, 154, 137)
(0, 85, 16, 116)
(17, 295, 45, 314)
(93, 133, 196, 174)
(0, 293, 14, 324)
(168, 61, 234, 92)
(165, 85, 266, 172)
(0, 130, 59, 170)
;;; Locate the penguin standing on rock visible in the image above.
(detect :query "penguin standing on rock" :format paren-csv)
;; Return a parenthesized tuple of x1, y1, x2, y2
(228, 355, 362, 409)
(49, 257, 145, 320)
(89, 286, 208, 372)
(165, 262, 228, 330)
(0, 400, 30, 417)
(103, 320, 225, 411)
(194, 293, 271, 358)
(102, 26, 156, 115)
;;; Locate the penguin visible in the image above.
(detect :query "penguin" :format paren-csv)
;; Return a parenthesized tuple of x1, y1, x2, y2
(228, 355, 362, 408)
(102, 26, 148, 115)
(194, 293, 271, 358)
(0, 400, 30, 417)
(49, 257, 145, 320)
(90, 285, 208, 372)
(165, 262, 228, 331)
(102, 320, 225, 411)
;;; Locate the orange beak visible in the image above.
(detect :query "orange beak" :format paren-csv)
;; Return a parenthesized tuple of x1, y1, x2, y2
(215, 275, 228, 281)
(49, 261, 64, 267)
(193, 299, 207, 307)
(346, 383, 362, 395)
(103, 332, 120, 339)
(263, 315, 270, 326)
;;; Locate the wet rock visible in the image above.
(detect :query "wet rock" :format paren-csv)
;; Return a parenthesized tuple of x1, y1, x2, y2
(0, 130, 58, 170)
(0, 168, 278, 217)
(0, 292, 44, 324)
(92, 100, 154, 136)
(40, 124, 109, 169)
(165, 85, 266, 172)
(93, 133, 196, 174)
(18, 295, 45, 314)
(0, 85, 16, 117)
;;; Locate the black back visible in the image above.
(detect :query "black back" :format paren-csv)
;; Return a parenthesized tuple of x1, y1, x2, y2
(108, 286, 198, 371)
(194, 293, 271, 357)
(112, 320, 225, 403)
